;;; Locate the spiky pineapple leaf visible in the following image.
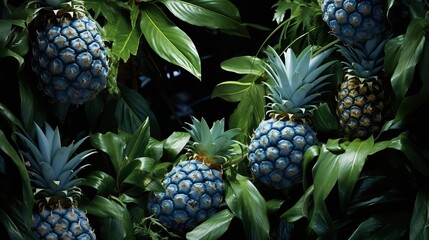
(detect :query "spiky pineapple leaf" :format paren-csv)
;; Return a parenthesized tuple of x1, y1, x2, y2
(140, 3, 201, 80)
(225, 172, 270, 240)
(409, 191, 429, 240)
(186, 209, 235, 240)
(104, 6, 141, 62)
(220, 56, 265, 75)
(160, 0, 248, 37)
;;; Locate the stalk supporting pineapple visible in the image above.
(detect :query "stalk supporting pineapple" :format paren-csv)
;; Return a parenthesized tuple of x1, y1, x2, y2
(30, 0, 109, 105)
(248, 46, 335, 191)
(321, 0, 387, 44)
(148, 117, 240, 232)
(17, 123, 97, 239)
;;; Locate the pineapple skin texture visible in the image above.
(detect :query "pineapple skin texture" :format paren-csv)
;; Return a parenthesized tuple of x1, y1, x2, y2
(337, 75, 385, 140)
(321, 0, 387, 44)
(32, 206, 96, 239)
(147, 160, 224, 232)
(248, 118, 317, 191)
(31, 16, 109, 105)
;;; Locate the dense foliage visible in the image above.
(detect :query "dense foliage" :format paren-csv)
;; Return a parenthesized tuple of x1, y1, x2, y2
(1, 0, 428, 239)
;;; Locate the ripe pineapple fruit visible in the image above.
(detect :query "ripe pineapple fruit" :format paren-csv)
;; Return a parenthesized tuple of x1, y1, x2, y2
(248, 46, 335, 191)
(321, 0, 387, 44)
(30, 0, 109, 105)
(336, 36, 389, 140)
(147, 117, 240, 232)
(17, 123, 97, 239)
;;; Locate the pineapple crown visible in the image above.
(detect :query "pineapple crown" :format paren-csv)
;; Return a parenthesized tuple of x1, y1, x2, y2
(17, 123, 96, 207)
(184, 117, 241, 167)
(263, 45, 336, 119)
(29, 0, 86, 21)
(337, 36, 390, 79)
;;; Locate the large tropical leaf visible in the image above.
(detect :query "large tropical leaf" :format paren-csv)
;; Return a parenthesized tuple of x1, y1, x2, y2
(115, 85, 160, 136)
(186, 209, 235, 240)
(385, 18, 427, 101)
(409, 191, 429, 240)
(220, 56, 265, 75)
(140, 4, 201, 79)
(225, 172, 270, 240)
(162, 131, 191, 161)
(349, 211, 410, 240)
(125, 118, 150, 161)
(90, 131, 126, 175)
(227, 82, 265, 143)
(104, 3, 141, 62)
(80, 195, 135, 240)
(160, 0, 248, 37)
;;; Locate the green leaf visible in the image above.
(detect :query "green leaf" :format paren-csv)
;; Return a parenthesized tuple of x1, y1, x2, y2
(125, 118, 150, 161)
(337, 137, 374, 209)
(312, 102, 339, 133)
(225, 173, 270, 240)
(84, 95, 105, 130)
(90, 132, 126, 175)
(386, 18, 427, 100)
(228, 83, 265, 143)
(409, 191, 429, 240)
(140, 4, 201, 79)
(163, 131, 191, 161)
(0, 130, 33, 215)
(81, 196, 135, 240)
(266, 199, 285, 216)
(115, 85, 160, 136)
(212, 81, 253, 102)
(309, 140, 341, 237)
(120, 157, 156, 189)
(186, 209, 234, 240)
(281, 185, 314, 222)
(81, 171, 116, 196)
(104, 11, 141, 62)
(160, 0, 248, 37)
(0, 207, 36, 240)
(0, 20, 27, 69)
(145, 138, 164, 161)
(349, 211, 410, 240)
(220, 56, 264, 75)
(85, 0, 123, 22)
(18, 76, 47, 136)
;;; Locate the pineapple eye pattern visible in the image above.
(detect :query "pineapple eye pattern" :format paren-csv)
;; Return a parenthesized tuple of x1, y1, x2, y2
(148, 160, 224, 232)
(32, 16, 109, 104)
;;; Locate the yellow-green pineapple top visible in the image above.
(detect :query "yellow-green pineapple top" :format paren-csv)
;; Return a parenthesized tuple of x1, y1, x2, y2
(184, 117, 241, 168)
